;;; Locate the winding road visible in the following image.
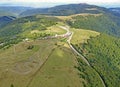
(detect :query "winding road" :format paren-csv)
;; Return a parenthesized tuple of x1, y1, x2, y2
(60, 26, 106, 87)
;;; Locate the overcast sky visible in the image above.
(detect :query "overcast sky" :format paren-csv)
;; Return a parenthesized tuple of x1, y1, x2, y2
(0, 0, 120, 8)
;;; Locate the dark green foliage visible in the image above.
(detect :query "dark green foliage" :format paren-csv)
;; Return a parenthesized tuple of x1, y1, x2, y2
(10, 84, 14, 87)
(76, 57, 103, 87)
(73, 34, 120, 87)
(27, 45, 34, 50)
(67, 14, 120, 37)
(0, 36, 22, 49)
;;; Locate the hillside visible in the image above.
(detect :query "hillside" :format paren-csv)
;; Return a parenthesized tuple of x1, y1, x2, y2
(71, 32, 120, 87)
(0, 28, 106, 87)
(0, 15, 67, 49)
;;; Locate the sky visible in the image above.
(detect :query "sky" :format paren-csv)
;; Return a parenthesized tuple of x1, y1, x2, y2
(0, 0, 120, 8)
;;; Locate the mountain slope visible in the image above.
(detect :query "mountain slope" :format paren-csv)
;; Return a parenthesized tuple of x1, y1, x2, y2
(66, 13, 120, 37)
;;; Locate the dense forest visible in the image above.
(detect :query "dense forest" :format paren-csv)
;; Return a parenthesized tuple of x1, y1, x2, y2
(73, 34, 120, 87)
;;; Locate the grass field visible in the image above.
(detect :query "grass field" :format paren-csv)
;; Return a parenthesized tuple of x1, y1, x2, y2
(0, 37, 84, 87)
(28, 44, 83, 87)
(71, 28, 100, 44)
(55, 13, 102, 21)
(22, 24, 67, 39)
(0, 39, 58, 87)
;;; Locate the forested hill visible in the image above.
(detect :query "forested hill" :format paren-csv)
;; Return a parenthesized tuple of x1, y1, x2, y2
(72, 32, 120, 87)
(20, 3, 109, 17)
(66, 14, 120, 37)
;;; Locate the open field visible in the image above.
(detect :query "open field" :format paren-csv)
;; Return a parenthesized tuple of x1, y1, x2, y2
(22, 24, 67, 39)
(0, 38, 84, 87)
(70, 28, 100, 44)
(55, 13, 102, 20)
(28, 44, 83, 87)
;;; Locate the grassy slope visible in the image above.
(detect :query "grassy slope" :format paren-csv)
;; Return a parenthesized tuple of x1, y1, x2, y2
(29, 44, 83, 87)
(0, 38, 85, 87)
(71, 28, 100, 44)
(0, 39, 58, 87)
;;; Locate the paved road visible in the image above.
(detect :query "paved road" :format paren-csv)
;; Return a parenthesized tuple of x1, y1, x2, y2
(65, 26, 106, 87)
(67, 32, 90, 66)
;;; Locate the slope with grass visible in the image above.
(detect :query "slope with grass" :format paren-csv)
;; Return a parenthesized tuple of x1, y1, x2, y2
(0, 38, 84, 87)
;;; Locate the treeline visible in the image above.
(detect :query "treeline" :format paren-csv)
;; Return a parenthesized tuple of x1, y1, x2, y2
(0, 37, 22, 49)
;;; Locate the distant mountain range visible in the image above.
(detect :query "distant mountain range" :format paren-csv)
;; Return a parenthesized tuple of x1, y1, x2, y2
(0, 16, 15, 28)
(19, 4, 120, 17)
(0, 6, 32, 17)
(0, 4, 120, 17)
(109, 8, 120, 16)
(20, 4, 109, 17)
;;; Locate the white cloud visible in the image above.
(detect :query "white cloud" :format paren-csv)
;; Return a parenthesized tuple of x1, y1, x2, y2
(0, 0, 120, 3)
